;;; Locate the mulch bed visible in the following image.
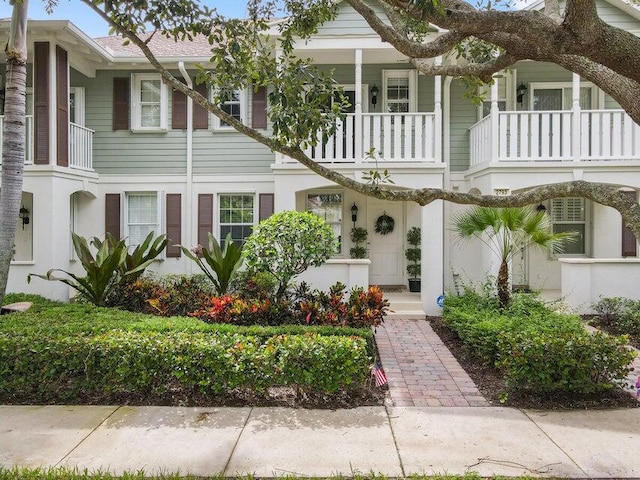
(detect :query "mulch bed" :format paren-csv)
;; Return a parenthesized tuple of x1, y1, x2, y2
(428, 316, 639, 410)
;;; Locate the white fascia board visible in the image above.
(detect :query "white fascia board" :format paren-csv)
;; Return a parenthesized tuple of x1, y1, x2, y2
(291, 35, 395, 50)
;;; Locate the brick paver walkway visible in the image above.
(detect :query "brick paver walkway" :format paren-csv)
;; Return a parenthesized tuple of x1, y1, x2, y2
(375, 318, 490, 407)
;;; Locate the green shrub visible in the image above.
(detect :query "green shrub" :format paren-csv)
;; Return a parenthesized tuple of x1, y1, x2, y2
(243, 211, 338, 300)
(592, 297, 640, 337)
(0, 305, 372, 402)
(444, 290, 635, 395)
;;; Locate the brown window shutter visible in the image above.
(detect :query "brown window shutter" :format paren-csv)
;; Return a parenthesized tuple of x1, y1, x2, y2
(34, 42, 50, 165)
(171, 86, 187, 130)
(622, 190, 637, 257)
(105, 194, 121, 240)
(259, 193, 274, 222)
(113, 77, 130, 131)
(193, 81, 209, 130)
(165, 193, 182, 257)
(198, 194, 214, 246)
(56, 46, 69, 167)
(252, 86, 267, 129)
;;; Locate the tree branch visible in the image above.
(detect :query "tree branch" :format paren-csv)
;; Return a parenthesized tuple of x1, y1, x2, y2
(412, 52, 517, 82)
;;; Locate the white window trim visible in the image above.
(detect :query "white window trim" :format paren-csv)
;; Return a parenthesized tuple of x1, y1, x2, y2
(528, 81, 599, 111)
(217, 193, 256, 243)
(211, 88, 249, 131)
(477, 70, 514, 121)
(131, 73, 168, 132)
(382, 69, 418, 113)
(124, 192, 164, 254)
(70, 86, 85, 127)
(549, 197, 590, 258)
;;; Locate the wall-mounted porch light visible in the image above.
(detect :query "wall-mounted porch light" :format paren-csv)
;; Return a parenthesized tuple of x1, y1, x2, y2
(370, 84, 379, 107)
(19, 206, 30, 229)
(351, 203, 359, 224)
(516, 83, 528, 104)
(536, 203, 547, 213)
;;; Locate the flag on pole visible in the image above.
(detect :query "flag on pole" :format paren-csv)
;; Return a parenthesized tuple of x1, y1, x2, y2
(372, 362, 388, 387)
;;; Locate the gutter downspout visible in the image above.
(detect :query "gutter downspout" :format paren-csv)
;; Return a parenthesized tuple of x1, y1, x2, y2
(178, 62, 194, 274)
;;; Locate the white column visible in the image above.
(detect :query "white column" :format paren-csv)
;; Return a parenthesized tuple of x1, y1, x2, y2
(434, 56, 443, 163)
(354, 49, 363, 163)
(572, 72, 582, 162)
(421, 200, 444, 315)
(489, 78, 499, 161)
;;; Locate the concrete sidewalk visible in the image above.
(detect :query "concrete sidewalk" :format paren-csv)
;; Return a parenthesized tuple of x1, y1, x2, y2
(1, 405, 639, 478)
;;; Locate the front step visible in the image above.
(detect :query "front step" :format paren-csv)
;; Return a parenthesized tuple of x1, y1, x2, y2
(384, 291, 425, 320)
(386, 310, 426, 320)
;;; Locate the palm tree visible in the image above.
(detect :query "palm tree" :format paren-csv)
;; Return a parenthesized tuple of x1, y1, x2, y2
(452, 206, 576, 308)
(0, 0, 29, 306)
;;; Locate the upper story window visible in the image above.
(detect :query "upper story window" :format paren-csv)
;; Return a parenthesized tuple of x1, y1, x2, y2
(212, 89, 248, 130)
(126, 192, 160, 247)
(551, 197, 587, 255)
(382, 70, 417, 114)
(307, 192, 343, 253)
(131, 73, 168, 131)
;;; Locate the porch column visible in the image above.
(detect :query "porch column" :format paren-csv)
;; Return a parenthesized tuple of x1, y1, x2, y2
(354, 49, 363, 163)
(421, 200, 444, 316)
(572, 72, 582, 162)
(434, 56, 442, 163)
(489, 78, 499, 161)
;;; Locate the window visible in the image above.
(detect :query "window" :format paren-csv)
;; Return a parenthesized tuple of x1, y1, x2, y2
(530, 84, 595, 111)
(551, 197, 587, 255)
(307, 192, 342, 252)
(70, 87, 85, 126)
(131, 73, 168, 131)
(126, 193, 160, 247)
(212, 89, 247, 129)
(382, 70, 417, 114)
(219, 194, 254, 245)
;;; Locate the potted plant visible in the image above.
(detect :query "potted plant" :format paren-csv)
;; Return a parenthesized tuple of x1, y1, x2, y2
(350, 227, 368, 259)
(405, 226, 421, 292)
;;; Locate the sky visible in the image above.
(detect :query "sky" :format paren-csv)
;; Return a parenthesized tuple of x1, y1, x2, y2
(0, 0, 248, 38)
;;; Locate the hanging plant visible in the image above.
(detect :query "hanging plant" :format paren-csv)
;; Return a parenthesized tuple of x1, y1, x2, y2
(374, 213, 395, 235)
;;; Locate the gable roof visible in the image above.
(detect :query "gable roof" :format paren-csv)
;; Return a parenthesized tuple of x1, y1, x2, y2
(522, 0, 640, 20)
(94, 33, 213, 58)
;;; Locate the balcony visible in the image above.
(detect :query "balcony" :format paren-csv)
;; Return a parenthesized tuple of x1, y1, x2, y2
(470, 109, 640, 165)
(0, 115, 94, 170)
(277, 112, 440, 164)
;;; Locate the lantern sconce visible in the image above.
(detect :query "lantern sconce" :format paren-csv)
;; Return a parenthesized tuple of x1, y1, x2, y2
(370, 84, 379, 107)
(516, 83, 528, 104)
(351, 203, 359, 224)
(19, 206, 30, 229)
(536, 203, 547, 213)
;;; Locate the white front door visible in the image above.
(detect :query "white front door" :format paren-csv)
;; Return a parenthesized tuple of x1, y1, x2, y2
(367, 199, 404, 285)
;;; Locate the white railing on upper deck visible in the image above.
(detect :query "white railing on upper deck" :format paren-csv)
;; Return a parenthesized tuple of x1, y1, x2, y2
(470, 109, 640, 165)
(0, 115, 33, 164)
(69, 122, 94, 170)
(280, 112, 438, 163)
(0, 116, 93, 170)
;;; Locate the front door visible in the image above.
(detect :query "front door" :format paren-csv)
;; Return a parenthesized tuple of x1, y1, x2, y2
(367, 199, 404, 285)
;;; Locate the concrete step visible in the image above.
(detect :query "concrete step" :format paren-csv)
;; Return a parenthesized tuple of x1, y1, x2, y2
(386, 311, 426, 320)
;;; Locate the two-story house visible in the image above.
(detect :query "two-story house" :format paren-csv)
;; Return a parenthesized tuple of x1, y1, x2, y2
(2, 0, 639, 314)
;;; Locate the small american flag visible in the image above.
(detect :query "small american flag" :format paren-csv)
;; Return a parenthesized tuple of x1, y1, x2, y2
(372, 362, 388, 387)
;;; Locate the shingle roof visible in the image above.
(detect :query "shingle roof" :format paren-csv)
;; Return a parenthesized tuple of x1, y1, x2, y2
(94, 32, 213, 58)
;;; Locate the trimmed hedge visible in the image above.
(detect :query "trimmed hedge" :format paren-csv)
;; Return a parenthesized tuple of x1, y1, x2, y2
(0, 296, 373, 402)
(444, 291, 635, 394)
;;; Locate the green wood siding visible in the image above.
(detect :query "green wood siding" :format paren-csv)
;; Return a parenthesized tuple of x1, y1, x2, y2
(315, 0, 388, 36)
(449, 79, 476, 172)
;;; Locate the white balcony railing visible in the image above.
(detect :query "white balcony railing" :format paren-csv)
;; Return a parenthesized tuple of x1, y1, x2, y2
(279, 112, 439, 163)
(0, 116, 93, 170)
(470, 109, 640, 165)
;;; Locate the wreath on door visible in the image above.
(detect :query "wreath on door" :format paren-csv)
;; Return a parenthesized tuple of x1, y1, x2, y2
(374, 213, 395, 235)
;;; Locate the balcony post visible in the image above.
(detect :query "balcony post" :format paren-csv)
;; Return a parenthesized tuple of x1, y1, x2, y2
(572, 72, 581, 161)
(354, 49, 363, 163)
(434, 56, 442, 163)
(490, 77, 499, 161)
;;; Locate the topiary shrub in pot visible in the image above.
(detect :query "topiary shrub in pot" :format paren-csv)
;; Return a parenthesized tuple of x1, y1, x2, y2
(349, 227, 368, 259)
(405, 226, 421, 292)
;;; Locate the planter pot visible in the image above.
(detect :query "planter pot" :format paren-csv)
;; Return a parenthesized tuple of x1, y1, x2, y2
(408, 279, 421, 293)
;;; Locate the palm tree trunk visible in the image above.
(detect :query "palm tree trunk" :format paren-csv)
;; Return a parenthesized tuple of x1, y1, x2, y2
(0, 0, 28, 306)
(497, 258, 510, 309)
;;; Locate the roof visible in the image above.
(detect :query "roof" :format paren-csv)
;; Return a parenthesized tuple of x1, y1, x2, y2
(94, 32, 213, 58)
